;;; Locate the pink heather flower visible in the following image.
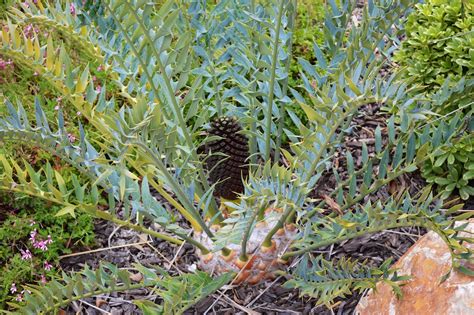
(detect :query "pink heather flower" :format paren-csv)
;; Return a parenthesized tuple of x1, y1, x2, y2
(15, 294, 23, 302)
(23, 24, 37, 38)
(54, 105, 60, 110)
(34, 240, 48, 251)
(70, 3, 76, 16)
(10, 283, 17, 294)
(45, 235, 53, 245)
(96, 85, 102, 93)
(92, 75, 97, 82)
(33, 71, 38, 76)
(67, 133, 76, 143)
(40, 275, 47, 284)
(0, 58, 14, 71)
(20, 249, 32, 260)
(44, 261, 53, 271)
(97, 65, 104, 72)
(77, 111, 81, 116)
(29, 229, 37, 243)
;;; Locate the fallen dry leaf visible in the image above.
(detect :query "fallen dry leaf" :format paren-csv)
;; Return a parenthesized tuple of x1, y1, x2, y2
(96, 298, 107, 308)
(129, 272, 143, 282)
(323, 194, 343, 215)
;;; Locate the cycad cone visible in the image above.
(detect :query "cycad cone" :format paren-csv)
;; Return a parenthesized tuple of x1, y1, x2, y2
(194, 207, 297, 284)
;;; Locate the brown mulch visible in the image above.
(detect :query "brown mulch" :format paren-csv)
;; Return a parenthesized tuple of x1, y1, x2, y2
(60, 215, 425, 314)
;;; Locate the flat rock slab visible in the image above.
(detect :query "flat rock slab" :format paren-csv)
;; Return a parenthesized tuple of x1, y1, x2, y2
(356, 220, 474, 315)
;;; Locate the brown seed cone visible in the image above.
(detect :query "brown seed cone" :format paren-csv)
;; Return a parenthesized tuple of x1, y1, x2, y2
(200, 116, 249, 200)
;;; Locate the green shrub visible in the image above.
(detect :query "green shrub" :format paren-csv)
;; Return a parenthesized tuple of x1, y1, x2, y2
(394, 0, 474, 200)
(394, 0, 473, 93)
(285, 0, 325, 135)
(292, 0, 325, 68)
(422, 135, 473, 200)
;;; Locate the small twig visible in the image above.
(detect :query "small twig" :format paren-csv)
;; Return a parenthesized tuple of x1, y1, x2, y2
(145, 239, 184, 275)
(59, 241, 151, 259)
(246, 255, 304, 308)
(168, 230, 193, 271)
(327, 244, 334, 260)
(383, 229, 421, 238)
(79, 299, 111, 314)
(255, 306, 300, 314)
(247, 276, 283, 309)
(94, 294, 145, 305)
(220, 294, 261, 315)
(377, 243, 403, 258)
(108, 225, 122, 248)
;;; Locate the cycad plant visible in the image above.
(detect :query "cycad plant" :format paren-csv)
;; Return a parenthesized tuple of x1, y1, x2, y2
(0, 0, 472, 313)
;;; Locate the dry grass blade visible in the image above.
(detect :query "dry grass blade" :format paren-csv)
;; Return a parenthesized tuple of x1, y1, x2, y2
(323, 194, 343, 215)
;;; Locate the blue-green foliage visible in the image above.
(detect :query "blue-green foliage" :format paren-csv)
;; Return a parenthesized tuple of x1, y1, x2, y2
(0, 0, 473, 311)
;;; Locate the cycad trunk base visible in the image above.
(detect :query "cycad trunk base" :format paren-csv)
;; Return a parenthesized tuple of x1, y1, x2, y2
(195, 208, 297, 284)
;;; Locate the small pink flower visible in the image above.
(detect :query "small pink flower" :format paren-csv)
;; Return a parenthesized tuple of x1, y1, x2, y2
(29, 220, 36, 226)
(67, 133, 76, 143)
(77, 111, 81, 116)
(15, 294, 23, 302)
(97, 65, 104, 72)
(10, 283, 17, 294)
(23, 24, 37, 38)
(0, 58, 14, 71)
(20, 249, 32, 260)
(44, 261, 53, 271)
(96, 84, 102, 93)
(40, 275, 47, 284)
(70, 3, 76, 16)
(33, 71, 38, 76)
(34, 240, 48, 251)
(54, 105, 60, 111)
(45, 235, 53, 245)
(29, 229, 37, 243)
